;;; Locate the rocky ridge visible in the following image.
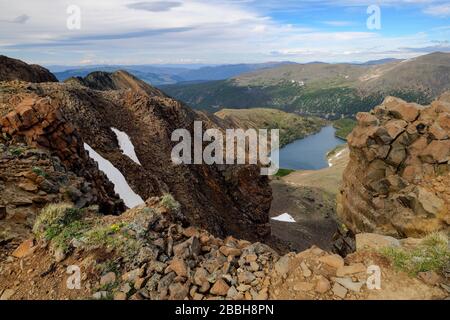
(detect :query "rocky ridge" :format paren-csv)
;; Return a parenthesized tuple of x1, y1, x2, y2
(338, 94, 450, 237)
(0, 199, 448, 300)
(0, 63, 272, 243)
(0, 56, 57, 83)
(64, 70, 163, 96)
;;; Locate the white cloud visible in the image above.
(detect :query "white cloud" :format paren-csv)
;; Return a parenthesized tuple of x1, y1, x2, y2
(323, 21, 354, 27)
(126, 1, 182, 12)
(424, 3, 450, 17)
(0, 0, 446, 64)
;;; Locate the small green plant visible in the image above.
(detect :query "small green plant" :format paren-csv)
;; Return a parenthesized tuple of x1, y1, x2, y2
(33, 203, 80, 240)
(82, 222, 140, 261)
(10, 147, 25, 156)
(109, 223, 123, 233)
(159, 193, 181, 212)
(51, 220, 88, 253)
(381, 232, 450, 276)
(82, 222, 127, 248)
(32, 166, 49, 178)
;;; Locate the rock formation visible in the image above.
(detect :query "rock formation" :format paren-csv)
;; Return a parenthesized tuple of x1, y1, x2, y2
(65, 70, 162, 96)
(338, 94, 450, 237)
(0, 97, 125, 215)
(0, 56, 57, 83)
(0, 57, 272, 243)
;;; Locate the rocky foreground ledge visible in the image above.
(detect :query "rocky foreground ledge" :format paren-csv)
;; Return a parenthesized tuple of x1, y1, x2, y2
(0, 198, 448, 300)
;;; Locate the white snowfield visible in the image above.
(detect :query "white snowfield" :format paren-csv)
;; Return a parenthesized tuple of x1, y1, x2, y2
(111, 127, 142, 165)
(271, 213, 296, 223)
(84, 143, 144, 209)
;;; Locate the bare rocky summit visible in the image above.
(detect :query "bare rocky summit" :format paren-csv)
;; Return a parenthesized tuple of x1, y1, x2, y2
(64, 70, 163, 96)
(338, 94, 450, 237)
(0, 56, 57, 83)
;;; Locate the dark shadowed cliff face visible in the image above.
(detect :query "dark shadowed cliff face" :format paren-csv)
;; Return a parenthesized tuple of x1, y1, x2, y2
(0, 60, 272, 242)
(0, 56, 58, 83)
(338, 94, 450, 238)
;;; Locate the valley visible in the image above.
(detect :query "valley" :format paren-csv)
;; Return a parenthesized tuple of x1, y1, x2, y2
(269, 146, 349, 252)
(160, 52, 450, 118)
(0, 55, 448, 301)
(214, 108, 326, 148)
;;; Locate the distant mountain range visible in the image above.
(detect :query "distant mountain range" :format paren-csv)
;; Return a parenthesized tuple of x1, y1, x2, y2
(50, 58, 404, 86)
(52, 62, 296, 85)
(160, 52, 450, 118)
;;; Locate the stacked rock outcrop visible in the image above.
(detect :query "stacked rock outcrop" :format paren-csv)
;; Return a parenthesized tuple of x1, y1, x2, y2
(338, 94, 450, 237)
(0, 97, 124, 214)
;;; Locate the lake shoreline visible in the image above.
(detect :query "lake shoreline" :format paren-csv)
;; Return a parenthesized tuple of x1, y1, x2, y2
(275, 125, 346, 171)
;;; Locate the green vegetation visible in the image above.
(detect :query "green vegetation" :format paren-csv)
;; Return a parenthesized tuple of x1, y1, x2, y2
(33, 203, 81, 239)
(274, 168, 295, 177)
(33, 203, 85, 252)
(32, 203, 141, 256)
(159, 193, 181, 212)
(381, 232, 450, 276)
(82, 223, 122, 247)
(162, 80, 387, 117)
(32, 166, 49, 178)
(161, 62, 435, 119)
(9, 146, 25, 156)
(333, 118, 357, 140)
(50, 220, 88, 253)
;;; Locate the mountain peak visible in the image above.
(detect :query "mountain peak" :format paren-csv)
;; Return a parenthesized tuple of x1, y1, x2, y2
(65, 69, 164, 96)
(0, 55, 58, 83)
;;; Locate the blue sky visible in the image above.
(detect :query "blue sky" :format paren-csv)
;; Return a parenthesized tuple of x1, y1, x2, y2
(0, 0, 449, 65)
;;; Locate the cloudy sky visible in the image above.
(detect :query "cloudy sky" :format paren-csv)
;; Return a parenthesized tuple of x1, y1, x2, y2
(0, 0, 449, 66)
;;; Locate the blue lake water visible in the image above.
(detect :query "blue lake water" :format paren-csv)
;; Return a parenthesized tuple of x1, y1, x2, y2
(275, 126, 345, 170)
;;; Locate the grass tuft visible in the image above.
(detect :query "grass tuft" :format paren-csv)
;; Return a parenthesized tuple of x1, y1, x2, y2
(381, 232, 450, 276)
(159, 193, 181, 212)
(33, 203, 80, 239)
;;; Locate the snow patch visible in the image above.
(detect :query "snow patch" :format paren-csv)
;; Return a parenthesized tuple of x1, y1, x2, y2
(328, 149, 345, 167)
(111, 127, 142, 165)
(271, 213, 296, 223)
(84, 143, 144, 208)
